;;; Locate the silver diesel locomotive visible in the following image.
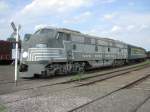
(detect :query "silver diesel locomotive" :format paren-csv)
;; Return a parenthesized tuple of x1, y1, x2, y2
(19, 27, 146, 78)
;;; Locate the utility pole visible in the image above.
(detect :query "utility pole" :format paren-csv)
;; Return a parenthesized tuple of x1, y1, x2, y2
(11, 22, 21, 85)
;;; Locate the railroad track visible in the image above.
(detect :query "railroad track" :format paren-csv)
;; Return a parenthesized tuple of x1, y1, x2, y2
(1, 61, 150, 105)
(133, 95, 150, 112)
(74, 65, 150, 87)
(68, 73, 150, 112)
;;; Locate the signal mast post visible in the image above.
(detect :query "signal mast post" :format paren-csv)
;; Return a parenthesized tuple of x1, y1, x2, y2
(14, 26, 19, 85)
(11, 22, 21, 85)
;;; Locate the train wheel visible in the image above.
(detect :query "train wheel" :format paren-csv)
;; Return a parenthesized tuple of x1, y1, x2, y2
(34, 74, 40, 78)
(112, 60, 116, 67)
(77, 63, 85, 74)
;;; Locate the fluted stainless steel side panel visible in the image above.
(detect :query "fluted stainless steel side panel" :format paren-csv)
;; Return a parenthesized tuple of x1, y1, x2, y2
(27, 48, 66, 61)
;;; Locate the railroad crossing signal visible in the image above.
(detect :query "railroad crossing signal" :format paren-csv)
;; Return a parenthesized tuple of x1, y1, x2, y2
(11, 22, 17, 32)
(10, 22, 21, 85)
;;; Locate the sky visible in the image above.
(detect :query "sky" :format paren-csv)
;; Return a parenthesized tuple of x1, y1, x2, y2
(0, 0, 150, 50)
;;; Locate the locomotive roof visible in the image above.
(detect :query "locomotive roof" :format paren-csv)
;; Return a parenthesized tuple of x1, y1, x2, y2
(32, 27, 145, 49)
(128, 44, 146, 50)
(37, 27, 126, 45)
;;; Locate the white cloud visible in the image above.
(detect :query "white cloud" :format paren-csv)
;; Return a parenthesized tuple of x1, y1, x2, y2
(126, 25, 135, 31)
(85, 28, 100, 36)
(11, 0, 92, 26)
(34, 24, 48, 31)
(34, 24, 58, 31)
(104, 14, 113, 20)
(17, 0, 117, 19)
(95, 0, 117, 4)
(103, 12, 150, 34)
(0, 18, 5, 24)
(103, 13, 117, 20)
(128, 2, 135, 6)
(140, 24, 149, 30)
(0, 1, 9, 12)
(13, 0, 120, 24)
(21, 0, 91, 15)
(63, 11, 92, 24)
(111, 25, 122, 33)
(102, 0, 117, 3)
(115, 13, 150, 27)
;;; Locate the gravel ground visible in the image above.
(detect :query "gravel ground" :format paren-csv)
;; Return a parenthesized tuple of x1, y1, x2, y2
(131, 77, 150, 112)
(0, 66, 150, 112)
(0, 65, 14, 81)
(136, 98, 150, 112)
(73, 89, 150, 112)
(72, 69, 150, 112)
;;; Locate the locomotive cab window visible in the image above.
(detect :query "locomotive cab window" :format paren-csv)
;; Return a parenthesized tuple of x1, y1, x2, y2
(56, 32, 71, 41)
(24, 34, 32, 41)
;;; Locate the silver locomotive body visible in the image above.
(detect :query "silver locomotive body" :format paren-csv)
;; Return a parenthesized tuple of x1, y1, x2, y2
(20, 27, 130, 78)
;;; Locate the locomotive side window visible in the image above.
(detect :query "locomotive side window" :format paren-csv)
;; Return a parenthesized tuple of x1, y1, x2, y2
(73, 44, 76, 50)
(66, 34, 70, 41)
(95, 46, 98, 52)
(108, 47, 110, 52)
(98, 39, 108, 46)
(71, 34, 84, 43)
(91, 38, 96, 44)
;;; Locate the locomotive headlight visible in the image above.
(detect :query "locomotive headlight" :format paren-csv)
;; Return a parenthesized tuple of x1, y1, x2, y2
(22, 52, 28, 58)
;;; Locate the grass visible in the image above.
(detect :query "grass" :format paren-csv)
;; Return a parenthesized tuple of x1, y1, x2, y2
(71, 72, 84, 82)
(0, 105, 7, 112)
(70, 60, 150, 82)
(142, 60, 150, 65)
(135, 60, 150, 69)
(135, 60, 150, 68)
